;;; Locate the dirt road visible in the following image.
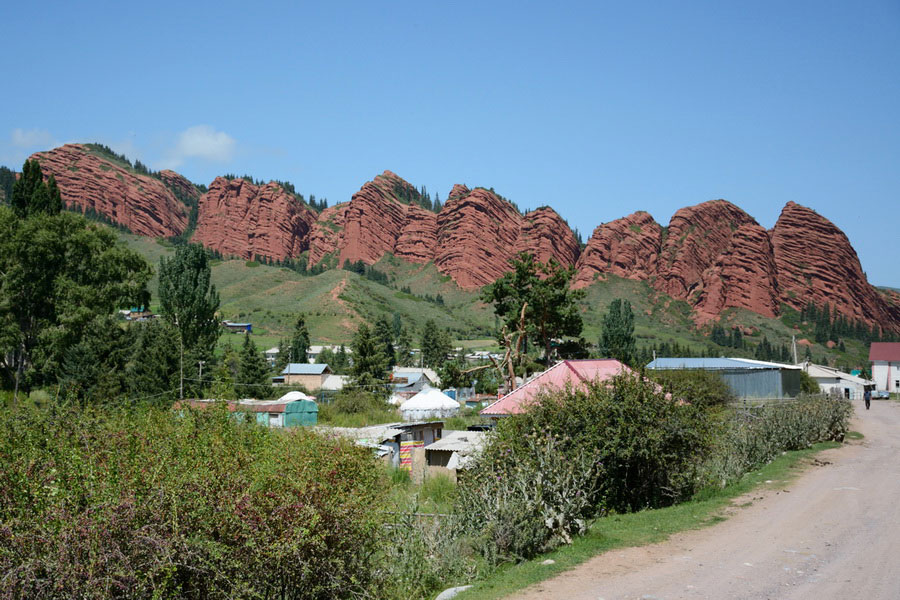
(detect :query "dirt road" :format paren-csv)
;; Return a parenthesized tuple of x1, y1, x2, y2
(509, 398, 900, 600)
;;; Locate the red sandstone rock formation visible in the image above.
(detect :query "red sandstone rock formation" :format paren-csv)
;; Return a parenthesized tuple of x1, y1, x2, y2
(573, 211, 662, 288)
(434, 187, 524, 289)
(307, 203, 349, 265)
(395, 205, 438, 264)
(30, 144, 188, 237)
(518, 207, 581, 269)
(193, 177, 317, 261)
(770, 201, 898, 333)
(336, 171, 419, 266)
(655, 200, 758, 301)
(157, 169, 201, 203)
(693, 223, 781, 324)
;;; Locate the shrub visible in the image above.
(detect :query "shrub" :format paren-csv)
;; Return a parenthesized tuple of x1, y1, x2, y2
(317, 389, 399, 427)
(0, 403, 388, 599)
(701, 394, 852, 488)
(647, 368, 735, 408)
(455, 373, 714, 562)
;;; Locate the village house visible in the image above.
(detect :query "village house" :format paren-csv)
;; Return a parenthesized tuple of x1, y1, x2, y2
(276, 363, 332, 390)
(869, 342, 900, 395)
(175, 391, 319, 428)
(800, 361, 874, 400)
(480, 359, 631, 418)
(424, 429, 486, 481)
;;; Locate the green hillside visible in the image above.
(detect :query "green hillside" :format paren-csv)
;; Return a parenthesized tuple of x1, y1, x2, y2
(116, 232, 875, 370)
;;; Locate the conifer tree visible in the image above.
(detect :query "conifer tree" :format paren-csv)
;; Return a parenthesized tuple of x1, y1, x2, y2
(238, 334, 270, 394)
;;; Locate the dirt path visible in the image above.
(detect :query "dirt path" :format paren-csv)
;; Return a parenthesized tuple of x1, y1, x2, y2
(509, 399, 900, 600)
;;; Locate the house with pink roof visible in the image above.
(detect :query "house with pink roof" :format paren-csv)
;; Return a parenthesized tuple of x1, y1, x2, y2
(480, 359, 631, 418)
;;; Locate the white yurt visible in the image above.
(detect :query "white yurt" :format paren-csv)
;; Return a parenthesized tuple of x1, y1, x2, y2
(277, 390, 317, 402)
(399, 386, 460, 421)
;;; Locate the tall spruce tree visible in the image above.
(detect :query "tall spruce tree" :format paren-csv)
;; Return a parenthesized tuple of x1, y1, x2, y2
(374, 315, 396, 367)
(11, 160, 62, 219)
(598, 299, 636, 365)
(238, 334, 270, 395)
(420, 319, 452, 368)
(288, 314, 310, 364)
(350, 323, 388, 395)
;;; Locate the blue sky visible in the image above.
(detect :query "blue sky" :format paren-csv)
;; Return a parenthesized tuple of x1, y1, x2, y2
(2, 1, 898, 285)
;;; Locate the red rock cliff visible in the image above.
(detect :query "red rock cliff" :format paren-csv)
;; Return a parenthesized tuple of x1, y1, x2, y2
(193, 177, 317, 261)
(434, 187, 524, 289)
(307, 203, 349, 266)
(518, 207, 581, 269)
(655, 200, 758, 301)
(30, 144, 188, 238)
(574, 211, 662, 288)
(157, 169, 201, 203)
(770, 201, 897, 332)
(693, 223, 781, 324)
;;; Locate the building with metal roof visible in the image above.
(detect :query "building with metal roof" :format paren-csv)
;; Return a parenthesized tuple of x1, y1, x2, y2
(869, 342, 900, 395)
(646, 357, 802, 399)
(480, 359, 631, 418)
(278, 363, 332, 389)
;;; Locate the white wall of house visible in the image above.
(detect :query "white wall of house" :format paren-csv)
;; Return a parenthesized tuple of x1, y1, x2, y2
(872, 361, 900, 393)
(814, 376, 864, 399)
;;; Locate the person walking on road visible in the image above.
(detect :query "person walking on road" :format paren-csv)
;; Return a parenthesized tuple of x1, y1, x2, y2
(864, 388, 871, 410)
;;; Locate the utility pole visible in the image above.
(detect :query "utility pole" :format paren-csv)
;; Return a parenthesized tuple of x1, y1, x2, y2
(198, 360, 205, 385)
(176, 315, 184, 400)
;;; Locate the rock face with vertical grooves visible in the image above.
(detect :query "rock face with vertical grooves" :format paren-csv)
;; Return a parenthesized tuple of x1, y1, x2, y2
(518, 207, 581, 269)
(30, 144, 188, 237)
(694, 223, 781, 324)
(654, 200, 759, 301)
(193, 177, 317, 260)
(394, 205, 438, 264)
(574, 211, 662, 288)
(335, 171, 420, 266)
(157, 169, 201, 203)
(770, 201, 897, 331)
(307, 203, 349, 266)
(434, 187, 526, 289)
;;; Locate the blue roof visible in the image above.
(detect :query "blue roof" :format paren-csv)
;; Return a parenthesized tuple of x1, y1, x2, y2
(282, 363, 330, 375)
(646, 357, 799, 370)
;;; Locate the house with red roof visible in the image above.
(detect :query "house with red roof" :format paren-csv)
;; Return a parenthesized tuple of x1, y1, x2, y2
(480, 359, 631, 418)
(869, 342, 900, 395)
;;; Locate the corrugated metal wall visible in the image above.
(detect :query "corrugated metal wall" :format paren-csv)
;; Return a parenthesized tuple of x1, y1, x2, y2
(717, 368, 797, 398)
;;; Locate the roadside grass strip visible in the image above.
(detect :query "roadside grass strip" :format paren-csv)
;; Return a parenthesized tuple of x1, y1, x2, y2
(456, 440, 842, 600)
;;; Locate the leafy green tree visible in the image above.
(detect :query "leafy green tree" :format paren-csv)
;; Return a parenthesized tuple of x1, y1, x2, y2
(421, 319, 452, 368)
(158, 244, 220, 360)
(374, 315, 396, 367)
(11, 160, 62, 219)
(481, 252, 585, 362)
(238, 335, 271, 395)
(0, 166, 16, 204)
(288, 314, 310, 363)
(598, 299, 636, 365)
(350, 323, 388, 396)
(438, 356, 472, 389)
(0, 206, 152, 398)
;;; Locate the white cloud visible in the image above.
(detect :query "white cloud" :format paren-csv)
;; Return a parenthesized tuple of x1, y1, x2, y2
(11, 128, 58, 149)
(162, 125, 236, 168)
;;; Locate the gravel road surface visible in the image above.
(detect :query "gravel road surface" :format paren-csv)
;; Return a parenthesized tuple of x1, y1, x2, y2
(508, 398, 900, 600)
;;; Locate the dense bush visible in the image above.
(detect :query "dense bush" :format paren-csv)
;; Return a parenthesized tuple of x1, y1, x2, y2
(455, 374, 714, 562)
(701, 394, 852, 487)
(647, 368, 735, 408)
(0, 403, 387, 599)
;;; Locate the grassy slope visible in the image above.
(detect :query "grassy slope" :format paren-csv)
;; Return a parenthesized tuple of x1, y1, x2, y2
(116, 232, 872, 367)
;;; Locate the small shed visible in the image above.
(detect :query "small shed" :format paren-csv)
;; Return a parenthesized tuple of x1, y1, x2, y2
(646, 357, 802, 399)
(425, 429, 486, 472)
(400, 386, 460, 421)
